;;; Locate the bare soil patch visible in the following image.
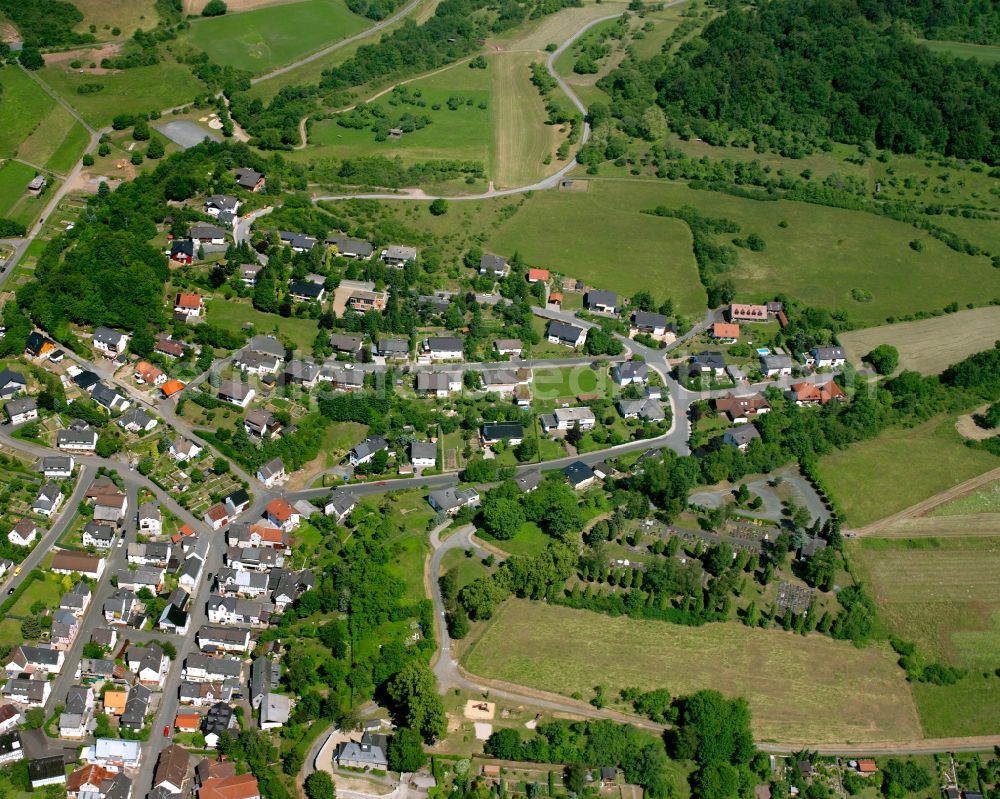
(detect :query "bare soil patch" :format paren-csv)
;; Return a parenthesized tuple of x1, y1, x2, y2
(463, 699, 496, 720)
(45, 44, 121, 73)
(956, 404, 998, 441)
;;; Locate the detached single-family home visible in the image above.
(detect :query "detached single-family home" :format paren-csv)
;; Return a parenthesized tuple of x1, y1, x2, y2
(0, 368, 26, 399)
(138, 503, 162, 535)
(381, 245, 417, 267)
(35, 455, 74, 479)
(82, 521, 115, 549)
(278, 231, 317, 252)
(283, 359, 320, 387)
(7, 518, 38, 547)
(723, 423, 760, 450)
(630, 311, 670, 337)
(260, 693, 291, 730)
(377, 338, 409, 359)
(714, 393, 771, 424)
(0, 731, 23, 766)
(200, 773, 261, 799)
(114, 567, 164, 594)
(234, 167, 265, 192)
(424, 336, 464, 361)
(812, 346, 847, 368)
(155, 338, 186, 359)
(335, 732, 389, 771)
(265, 498, 300, 532)
(32, 483, 64, 518)
(479, 253, 508, 277)
(153, 744, 190, 796)
(4, 397, 37, 424)
(207, 596, 271, 627)
(686, 352, 727, 380)
(616, 398, 666, 422)
(729, 303, 768, 323)
(174, 293, 205, 317)
(249, 334, 287, 358)
(190, 225, 226, 246)
(58, 429, 98, 451)
(84, 738, 141, 772)
(170, 240, 195, 264)
(427, 487, 480, 516)
(787, 381, 845, 406)
(52, 551, 105, 580)
(60, 686, 95, 739)
(91, 383, 130, 413)
(170, 437, 203, 462)
(2, 677, 50, 707)
(493, 338, 523, 357)
(546, 321, 586, 348)
(540, 406, 596, 433)
(348, 289, 389, 312)
(480, 422, 524, 446)
(562, 461, 596, 490)
(415, 371, 461, 397)
(197, 625, 252, 655)
(712, 322, 740, 342)
(60, 582, 93, 617)
(256, 457, 286, 488)
(585, 290, 617, 314)
(93, 327, 129, 356)
(527, 268, 549, 284)
(28, 755, 66, 787)
(760, 353, 794, 378)
(329, 333, 365, 358)
(239, 263, 263, 285)
(328, 235, 374, 259)
(127, 644, 168, 688)
(183, 654, 244, 684)
(289, 281, 325, 302)
(5, 645, 64, 676)
(349, 436, 388, 467)
(118, 407, 157, 433)
(611, 361, 649, 386)
(323, 489, 357, 523)
(205, 195, 240, 218)
(409, 441, 437, 469)
(218, 379, 255, 408)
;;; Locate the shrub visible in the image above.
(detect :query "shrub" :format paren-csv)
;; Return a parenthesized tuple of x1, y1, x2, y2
(202, 0, 227, 15)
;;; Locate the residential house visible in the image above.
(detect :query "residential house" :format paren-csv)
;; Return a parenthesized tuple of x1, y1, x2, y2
(93, 328, 129, 356)
(138, 503, 162, 535)
(234, 349, 280, 376)
(82, 521, 115, 549)
(409, 441, 437, 469)
(335, 732, 389, 771)
(630, 311, 670, 337)
(202, 703, 237, 749)
(714, 393, 772, 424)
(0, 706, 20, 734)
(114, 567, 163, 594)
(2, 677, 50, 706)
(257, 457, 286, 488)
(85, 739, 141, 772)
(260, 693, 291, 730)
(127, 645, 167, 688)
(8, 518, 38, 546)
(118, 407, 157, 433)
(246, 335, 285, 359)
(126, 542, 172, 567)
(174, 293, 205, 317)
(377, 338, 409, 359)
(103, 589, 137, 624)
(546, 320, 586, 348)
(155, 338, 186, 359)
(153, 744, 190, 795)
(35, 455, 74, 479)
(812, 346, 847, 368)
(686, 352, 726, 381)
(182, 655, 246, 684)
(427, 487, 480, 516)
(52, 551, 105, 580)
(424, 336, 464, 361)
(283, 360, 320, 387)
(480, 422, 524, 446)
(0, 369, 25, 400)
(271, 569, 314, 611)
(381, 244, 417, 267)
(728, 303, 768, 323)
(29, 755, 67, 787)
(323, 489, 357, 523)
(265, 498, 300, 532)
(170, 240, 195, 264)
(178, 681, 237, 707)
(73, 371, 101, 393)
(25, 332, 56, 359)
(60, 582, 93, 617)
(49, 609, 79, 651)
(540, 406, 596, 433)
(58, 429, 99, 451)
(415, 371, 461, 397)
(0, 731, 23, 766)
(527, 268, 549, 283)
(197, 626, 252, 655)
(161, 379, 185, 399)
(493, 338, 523, 357)
(250, 657, 280, 709)
(278, 231, 317, 252)
(32, 483, 63, 518)
(478, 253, 508, 277)
(227, 523, 290, 552)
(199, 773, 261, 799)
(239, 263, 263, 285)
(234, 168, 265, 192)
(289, 281, 325, 302)
(712, 322, 740, 342)
(563, 461, 596, 490)
(169, 437, 203, 462)
(59, 686, 94, 738)
(217, 379, 255, 408)
(329, 333, 364, 357)
(223, 489, 252, 516)
(760, 353, 794, 378)
(215, 568, 270, 599)
(190, 225, 226, 246)
(349, 436, 388, 467)
(5, 645, 64, 677)
(319, 366, 364, 392)
(204, 504, 230, 531)
(610, 361, 648, 386)
(207, 596, 271, 627)
(91, 383, 130, 413)
(585, 290, 618, 314)
(723, 424, 760, 450)
(67, 765, 119, 799)
(4, 397, 37, 424)
(348, 289, 389, 312)
(327, 235, 374, 259)
(174, 713, 201, 736)
(617, 398, 666, 422)
(515, 471, 542, 493)
(94, 490, 128, 526)
(787, 381, 845, 406)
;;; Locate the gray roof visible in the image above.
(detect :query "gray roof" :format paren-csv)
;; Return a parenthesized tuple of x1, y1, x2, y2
(35, 455, 73, 472)
(515, 471, 542, 492)
(547, 320, 585, 344)
(93, 327, 127, 348)
(351, 437, 388, 461)
(612, 361, 648, 382)
(383, 245, 417, 262)
(761, 353, 794, 370)
(409, 441, 437, 462)
(5, 397, 35, 416)
(586, 290, 617, 308)
(206, 194, 239, 212)
(416, 372, 458, 392)
(813, 346, 846, 360)
(119, 408, 154, 429)
(428, 487, 479, 513)
(325, 489, 356, 518)
(377, 338, 409, 355)
(329, 334, 364, 352)
(57, 429, 97, 447)
(258, 457, 285, 480)
(247, 335, 285, 358)
(279, 231, 317, 250)
(284, 360, 320, 382)
(692, 351, 726, 369)
(563, 460, 595, 485)
(91, 382, 124, 409)
(328, 236, 374, 257)
(426, 336, 463, 352)
(479, 253, 507, 273)
(185, 654, 243, 679)
(234, 168, 263, 189)
(65, 685, 90, 715)
(725, 423, 760, 446)
(218, 379, 252, 400)
(190, 224, 226, 240)
(632, 311, 669, 329)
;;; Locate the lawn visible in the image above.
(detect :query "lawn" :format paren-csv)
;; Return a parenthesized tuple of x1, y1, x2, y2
(479, 521, 552, 556)
(850, 536, 1000, 670)
(8, 573, 65, 616)
(0, 68, 57, 160)
(439, 548, 493, 589)
(182, 0, 371, 73)
(462, 600, 921, 743)
(816, 414, 1000, 527)
(487, 181, 704, 314)
(919, 39, 1000, 63)
(0, 160, 38, 218)
(205, 299, 319, 352)
(838, 307, 1000, 376)
(37, 60, 205, 129)
(301, 61, 493, 167)
(913, 674, 1000, 737)
(533, 365, 611, 402)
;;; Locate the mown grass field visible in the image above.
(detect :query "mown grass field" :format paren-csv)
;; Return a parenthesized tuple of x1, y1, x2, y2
(492, 2, 628, 51)
(838, 307, 1000, 376)
(919, 39, 1000, 63)
(817, 415, 1000, 527)
(533, 365, 611, 401)
(913, 674, 1000, 737)
(462, 600, 921, 743)
(205, 299, 319, 351)
(0, 68, 56, 161)
(930, 479, 1000, 516)
(301, 60, 493, 167)
(16, 103, 90, 174)
(183, 0, 370, 73)
(0, 160, 49, 226)
(488, 181, 704, 313)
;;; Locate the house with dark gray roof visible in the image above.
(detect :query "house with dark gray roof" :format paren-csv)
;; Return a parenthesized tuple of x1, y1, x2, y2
(562, 461, 596, 490)
(0, 368, 26, 399)
(349, 437, 388, 467)
(279, 231, 317, 252)
(234, 168, 264, 192)
(478, 253, 508, 277)
(723, 423, 760, 450)
(546, 321, 586, 348)
(92, 327, 129, 356)
(427, 487, 480, 515)
(328, 235, 374, 258)
(585, 290, 618, 314)
(377, 338, 409, 359)
(5, 397, 37, 424)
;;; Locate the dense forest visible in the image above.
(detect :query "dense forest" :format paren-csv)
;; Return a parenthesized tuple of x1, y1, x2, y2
(0, 0, 93, 46)
(599, 0, 1000, 161)
(871, 0, 1000, 43)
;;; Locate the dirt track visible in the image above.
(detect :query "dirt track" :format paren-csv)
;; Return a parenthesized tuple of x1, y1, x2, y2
(857, 465, 1000, 537)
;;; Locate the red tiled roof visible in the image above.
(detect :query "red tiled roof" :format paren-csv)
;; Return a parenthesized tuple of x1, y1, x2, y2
(266, 499, 294, 523)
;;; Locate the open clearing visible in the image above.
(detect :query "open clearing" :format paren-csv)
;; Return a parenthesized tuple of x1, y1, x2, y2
(0, 161, 40, 219)
(488, 180, 704, 313)
(491, 51, 566, 189)
(462, 600, 921, 744)
(0, 69, 57, 161)
(919, 39, 1000, 63)
(72, 0, 158, 40)
(16, 105, 89, 174)
(182, 0, 370, 73)
(817, 414, 999, 527)
(494, 2, 628, 51)
(838, 307, 1000, 375)
(930, 479, 1000, 516)
(205, 299, 319, 352)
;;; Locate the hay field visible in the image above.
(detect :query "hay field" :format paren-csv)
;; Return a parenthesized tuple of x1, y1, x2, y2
(838, 307, 1000, 376)
(496, 2, 629, 51)
(462, 600, 922, 744)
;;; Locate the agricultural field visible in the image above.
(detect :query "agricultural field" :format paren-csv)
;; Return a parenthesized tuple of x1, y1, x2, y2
(0, 160, 52, 227)
(37, 60, 205, 129)
(492, 2, 628, 52)
(182, 0, 371, 73)
(16, 104, 90, 175)
(838, 307, 1000, 376)
(817, 414, 1000, 527)
(205, 299, 319, 352)
(0, 68, 57, 161)
(929, 479, 1000, 516)
(461, 599, 921, 743)
(487, 181, 704, 313)
(301, 60, 493, 168)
